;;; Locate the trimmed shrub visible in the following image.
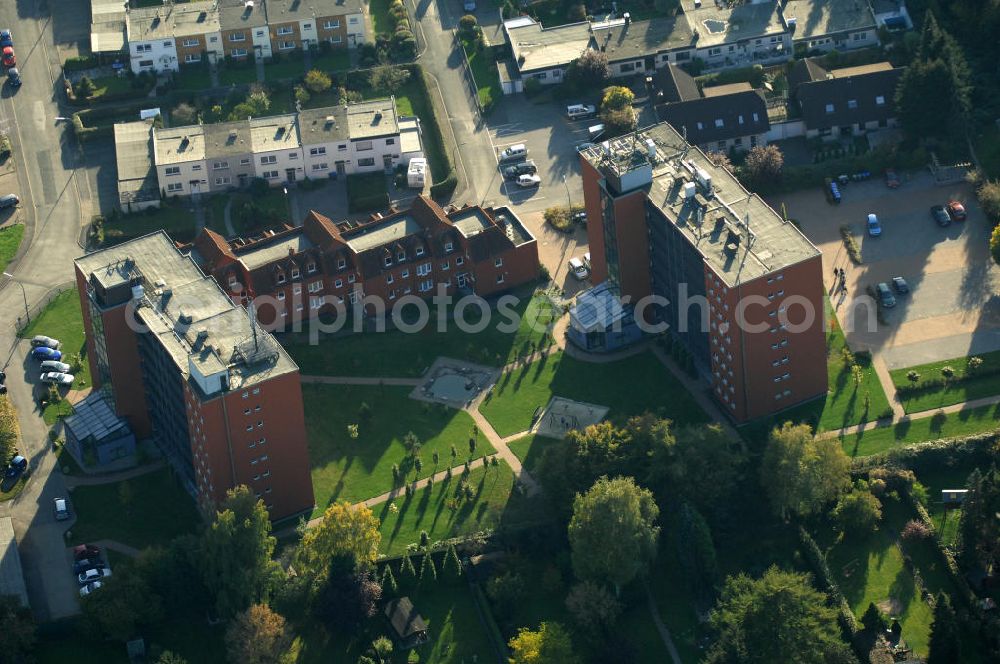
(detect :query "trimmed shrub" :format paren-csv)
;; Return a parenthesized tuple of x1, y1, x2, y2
(429, 171, 457, 199)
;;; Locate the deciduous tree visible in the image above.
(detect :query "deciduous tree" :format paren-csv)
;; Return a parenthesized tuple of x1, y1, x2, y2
(832, 482, 882, 535)
(600, 86, 634, 112)
(760, 423, 850, 520)
(296, 501, 381, 579)
(742, 145, 784, 188)
(509, 621, 578, 664)
(303, 69, 332, 94)
(201, 486, 281, 618)
(705, 567, 854, 664)
(0, 595, 35, 663)
(566, 50, 610, 89)
(224, 603, 291, 664)
(80, 567, 164, 642)
(311, 554, 382, 632)
(568, 476, 659, 593)
(928, 592, 961, 664)
(369, 65, 410, 94)
(565, 581, 622, 631)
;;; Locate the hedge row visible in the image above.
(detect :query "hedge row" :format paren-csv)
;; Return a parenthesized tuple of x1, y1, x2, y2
(895, 365, 1000, 397)
(849, 429, 1000, 473)
(429, 170, 457, 199)
(797, 526, 860, 644)
(63, 55, 98, 72)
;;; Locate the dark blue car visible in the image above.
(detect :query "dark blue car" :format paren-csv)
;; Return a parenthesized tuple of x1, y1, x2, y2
(31, 347, 62, 361)
(0, 31, 12, 49)
(4, 455, 26, 479)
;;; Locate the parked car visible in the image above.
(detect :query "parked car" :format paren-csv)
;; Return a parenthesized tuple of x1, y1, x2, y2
(6, 67, 20, 89)
(877, 282, 896, 308)
(0, 31, 12, 48)
(39, 360, 71, 374)
(946, 200, 967, 221)
(54, 497, 70, 520)
(516, 174, 541, 188)
(574, 141, 596, 153)
(0, 383, 6, 395)
(502, 160, 536, 180)
(884, 169, 900, 188)
(73, 558, 105, 575)
(566, 103, 597, 120)
(583, 252, 591, 270)
(31, 335, 60, 348)
(568, 257, 590, 280)
(79, 581, 102, 597)
(572, 210, 587, 226)
(1, 46, 14, 68)
(0, 370, 5, 382)
(930, 205, 951, 227)
(4, 455, 26, 479)
(498, 144, 527, 162)
(0, 193, 18, 208)
(30, 347, 62, 361)
(73, 544, 101, 561)
(892, 276, 909, 294)
(78, 568, 112, 585)
(866, 213, 881, 237)
(41, 372, 74, 386)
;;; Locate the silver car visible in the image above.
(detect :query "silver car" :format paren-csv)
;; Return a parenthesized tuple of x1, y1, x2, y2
(30, 335, 60, 348)
(39, 360, 71, 374)
(41, 372, 74, 386)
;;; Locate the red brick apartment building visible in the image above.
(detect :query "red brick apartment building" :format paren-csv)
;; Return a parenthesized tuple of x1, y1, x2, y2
(75, 232, 315, 521)
(579, 122, 828, 422)
(188, 195, 540, 327)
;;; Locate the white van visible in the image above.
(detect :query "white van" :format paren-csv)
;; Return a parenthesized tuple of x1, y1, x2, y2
(566, 103, 596, 120)
(499, 144, 528, 162)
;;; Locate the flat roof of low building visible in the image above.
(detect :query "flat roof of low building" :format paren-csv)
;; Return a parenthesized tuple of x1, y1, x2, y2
(346, 99, 400, 140)
(571, 281, 630, 333)
(581, 122, 819, 286)
(505, 17, 591, 73)
(297, 106, 350, 145)
(398, 117, 421, 155)
(76, 232, 298, 391)
(0, 517, 29, 608)
(203, 121, 254, 158)
(590, 16, 694, 62)
(783, 0, 876, 40)
(250, 114, 301, 153)
(63, 392, 132, 443)
(682, 0, 787, 48)
(127, 1, 221, 42)
(153, 125, 207, 165)
(344, 215, 422, 253)
(115, 120, 158, 204)
(702, 81, 754, 97)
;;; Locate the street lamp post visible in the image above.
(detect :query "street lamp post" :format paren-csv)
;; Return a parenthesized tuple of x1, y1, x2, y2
(3, 272, 29, 324)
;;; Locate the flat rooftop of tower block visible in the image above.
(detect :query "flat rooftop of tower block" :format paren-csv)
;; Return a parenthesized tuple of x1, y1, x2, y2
(76, 232, 298, 392)
(581, 122, 819, 286)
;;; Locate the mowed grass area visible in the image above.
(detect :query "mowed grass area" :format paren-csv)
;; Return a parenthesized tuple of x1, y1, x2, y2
(174, 65, 211, 90)
(373, 460, 549, 555)
(68, 468, 200, 550)
(312, 50, 351, 73)
(460, 37, 499, 111)
(291, 582, 495, 664)
(303, 384, 494, 515)
(914, 461, 979, 548)
(889, 349, 1000, 413)
(0, 223, 24, 274)
(840, 402, 1000, 458)
(480, 350, 708, 437)
(20, 289, 93, 423)
(283, 287, 557, 377)
(777, 302, 891, 433)
(369, 0, 395, 35)
(822, 497, 960, 657)
(219, 64, 258, 86)
(103, 202, 200, 246)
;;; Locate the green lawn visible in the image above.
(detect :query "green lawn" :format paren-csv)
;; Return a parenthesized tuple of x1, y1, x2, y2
(103, 202, 200, 246)
(264, 56, 307, 82)
(219, 64, 258, 86)
(209, 187, 292, 236)
(460, 38, 499, 111)
(0, 223, 24, 274)
(20, 289, 93, 423)
(839, 402, 1000, 458)
(506, 433, 564, 475)
(975, 123, 1000, 179)
(369, 0, 395, 35)
(86, 75, 139, 101)
(68, 468, 200, 550)
(174, 65, 212, 90)
(0, 476, 26, 502)
(291, 582, 496, 663)
(312, 50, 351, 73)
(648, 542, 702, 664)
(303, 384, 493, 516)
(775, 301, 891, 433)
(374, 460, 548, 556)
(479, 350, 709, 437)
(283, 287, 556, 377)
(913, 462, 979, 548)
(889, 349, 1000, 413)
(823, 497, 961, 657)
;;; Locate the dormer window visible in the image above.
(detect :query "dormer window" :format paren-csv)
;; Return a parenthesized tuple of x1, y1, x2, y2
(384, 255, 393, 267)
(276, 273, 286, 284)
(307, 262, 316, 273)
(415, 246, 424, 256)
(337, 258, 346, 269)
(444, 242, 453, 252)
(291, 267, 300, 279)
(397, 250, 405, 261)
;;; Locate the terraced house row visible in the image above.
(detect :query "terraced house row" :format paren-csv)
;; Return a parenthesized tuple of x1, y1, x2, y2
(90, 0, 366, 73)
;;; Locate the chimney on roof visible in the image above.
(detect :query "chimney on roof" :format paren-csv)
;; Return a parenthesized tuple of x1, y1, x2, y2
(288, 246, 295, 255)
(623, 11, 631, 26)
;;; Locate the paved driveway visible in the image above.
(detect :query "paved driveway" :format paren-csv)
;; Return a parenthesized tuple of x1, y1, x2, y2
(771, 170, 1000, 370)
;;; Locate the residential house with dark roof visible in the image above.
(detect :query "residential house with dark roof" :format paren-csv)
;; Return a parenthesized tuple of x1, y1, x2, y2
(589, 14, 695, 78)
(188, 195, 540, 328)
(788, 59, 904, 138)
(385, 598, 429, 649)
(783, 0, 878, 53)
(653, 64, 770, 153)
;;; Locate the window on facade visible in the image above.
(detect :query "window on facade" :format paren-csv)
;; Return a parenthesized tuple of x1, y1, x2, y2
(358, 157, 375, 167)
(875, 95, 886, 105)
(289, 152, 298, 160)
(312, 163, 328, 171)
(191, 164, 202, 171)
(232, 48, 248, 57)
(401, 268, 409, 278)
(279, 40, 296, 50)
(307, 280, 323, 293)
(714, 118, 724, 128)
(213, 161, 229, 170)
(386, 138, 395, 145)
(167, 182, 183, 192)
(276, 273, 286, 284)
(825, 103, 835, 113)
(495, 257, 503, 267)
(277, 26, 294, 35)
(620, 62, 635, 73)
(496, 274, 505, 283)
(215, 177, 231, 185)
(355, 140, 373, 151)
(264, 170, 279, 179)
(415, 246, 424, 256)
(277, 291, 285, 300)
(349, 16, 359, 23)
(229, 32, 246, 42)
(349, 290, 361, 304)
(847, 99, 858, 109)
(184, 54, 201, 63)
(455, 256, 464, 266)
(441, 261, 449, 271)
(324, 19, 341, 29)
(183, 38, 199, 47)
(240, 157, 251, 165)
(387, 273, 394, 284)
(334, 279, 343, 288)
(165, 166, 180, 176)
(330, 34, 343, 44)
(310, 147, 326, 156)
(338, 144, 347, 151)
(397, 250, 405, 261)
(261, 155, 277, 165)
(348, 273, 356, 283)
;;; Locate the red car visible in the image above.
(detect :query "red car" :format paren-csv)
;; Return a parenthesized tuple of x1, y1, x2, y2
(884, 168, 900, 188)
(73, 544, 101, 561)
(1, 46, 14, 68)
(946, 200, 967, 221)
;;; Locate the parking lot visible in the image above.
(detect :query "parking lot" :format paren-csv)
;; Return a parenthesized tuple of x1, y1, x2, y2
(773, 170, 1000, 369)
(484, 96, 590, 214)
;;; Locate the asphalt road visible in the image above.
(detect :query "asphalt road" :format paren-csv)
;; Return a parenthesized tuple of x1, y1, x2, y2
(0, 0, 90, 621)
